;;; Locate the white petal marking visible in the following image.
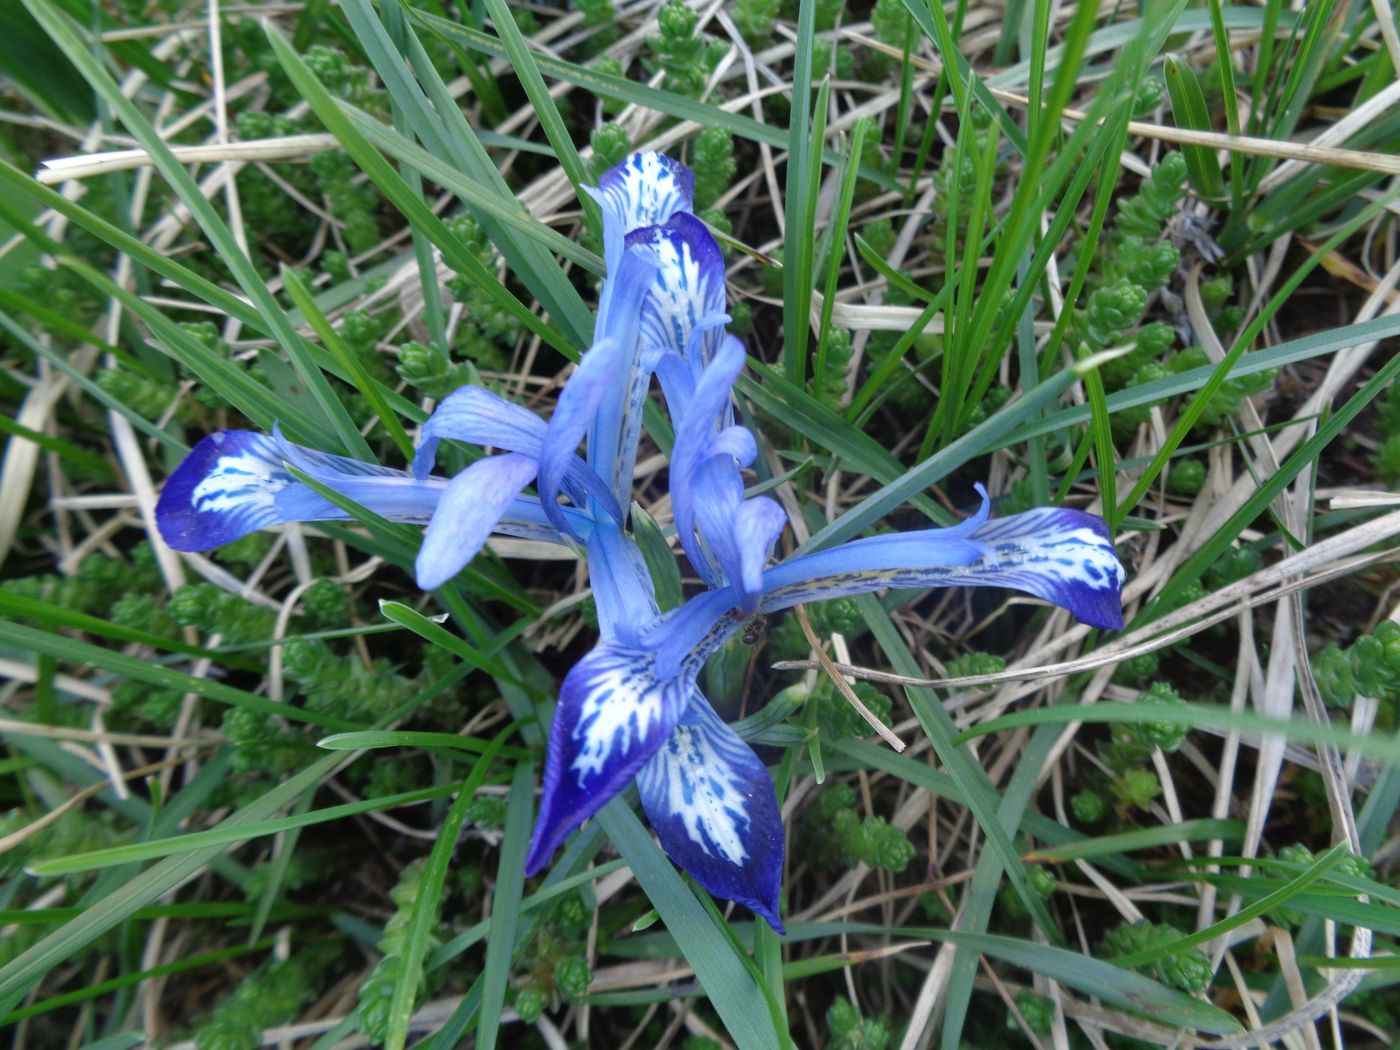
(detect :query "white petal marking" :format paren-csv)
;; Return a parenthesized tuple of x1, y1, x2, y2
(570, 651, 677, 785)
(638, 714, 752, 865)
(597, 151, 693, 232)
(189, 440, 291, 519)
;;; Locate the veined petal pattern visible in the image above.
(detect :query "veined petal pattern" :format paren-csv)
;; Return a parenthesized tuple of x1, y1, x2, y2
(637, 695, 785, 931)
(525, 642, 689, 875)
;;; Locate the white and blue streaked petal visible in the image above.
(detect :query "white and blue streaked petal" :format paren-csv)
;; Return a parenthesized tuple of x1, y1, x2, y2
(525, 642, 689, 874)
(632, 212, 728, 375)
(157, 431, 293, 550)
(947, 505, 1124, 629)
(595, 151, 694, 235)
(759, 502, 1124, 630)
(637, 694, 784, 932)
(415, 452, 538, 589)
(156, 430, 445, 551)
(412, 386, 619, 522)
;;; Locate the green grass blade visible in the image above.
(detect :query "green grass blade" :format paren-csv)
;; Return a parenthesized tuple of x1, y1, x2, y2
(783, 0, 822, 387)
(597, 801, 785, 1050)
(0, 620, 355, 731)
(265, 22, 573, 360)
(21, 0, 371, 459)
(479, 0, 596, 237)
(1026, 818, 1245, 863)
(281, 266, 415, 462)
(406, 11, 898, 192)
(28, 783, 472, 876)
(1164, 55, 1226, 198)
(341, 0, 595, 348)
(936, 931, 1242, 1034)
(476, 760, 533, 1050)
(0, 750, 350, 1001)
(386, 729, 515, 1050)
(1116, 186, 1398, 518)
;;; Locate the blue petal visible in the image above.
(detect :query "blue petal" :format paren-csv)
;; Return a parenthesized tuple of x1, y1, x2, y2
(692, 456, 786, 606)
(537, 335, 623, 536)
(495, 497, 589, 545)
(413, 386, 619, 523)
(415, 452, 538, 589)
(156, 431, 292, 550)
(669, 335, 749, 584)
(525, 642, 689, 874)
(586, 526, 660, 644)
(637, 693, 784, 932)
(952, 505, 1125, 629)
(584, 230, 660, 509)
(412, 386, 549, 478)
(595, 151, 695, 235)
(759, 499, 1124, 630)
(631, 212, 729, 378)
(156, 431, 444, 551)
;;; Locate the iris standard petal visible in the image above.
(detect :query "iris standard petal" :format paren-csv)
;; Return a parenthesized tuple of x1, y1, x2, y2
(156, 430, 445, 551)
(595, 151, 695, 235)
(537, 336, 621, 535)
(691, 455, 786, 605)
(637, 694, 785, 932)
(670, 335, 749, 584)
(587, 231, 661, 509)
(415, 452, 539, 589)
(525, 641, 690, 874)
(413, 385, 619, 523)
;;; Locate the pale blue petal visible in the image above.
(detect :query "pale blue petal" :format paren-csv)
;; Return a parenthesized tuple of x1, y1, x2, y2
(413, 386, 619, 523)
(669, 335, 748, 584)
(496, 497, 588, 545)
(525, 642, 689, 874)
(537, 336, 620, 536)
(412, 386, 548, 478)
(415, 453, 538, 589)
(692, 456, 785, 606)
(157, 430, 444, 551)
(638, 693, 784, 932)
(587, 237, 660, 509)
(586, 525, 659, 644)
(595, 151, 694, 235)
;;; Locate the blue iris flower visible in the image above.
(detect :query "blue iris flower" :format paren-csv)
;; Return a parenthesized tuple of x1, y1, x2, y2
(156, 151, 1125, 933)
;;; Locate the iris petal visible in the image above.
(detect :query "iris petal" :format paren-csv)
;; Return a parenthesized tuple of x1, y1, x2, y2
(415, 452, 539, 589)
(414, 385, 620, 524)
(595, 151, 695, 234)
(632, 212, 728, 381)
(691, 456, 786, 606)
(670, 335, 749, 584)
(945, 505, 1125, 629)
(525, 642, 689, 874)
(637, 694, 785, 932)
(156, 430, 445, 551)
(759, 498, 1124, 630)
